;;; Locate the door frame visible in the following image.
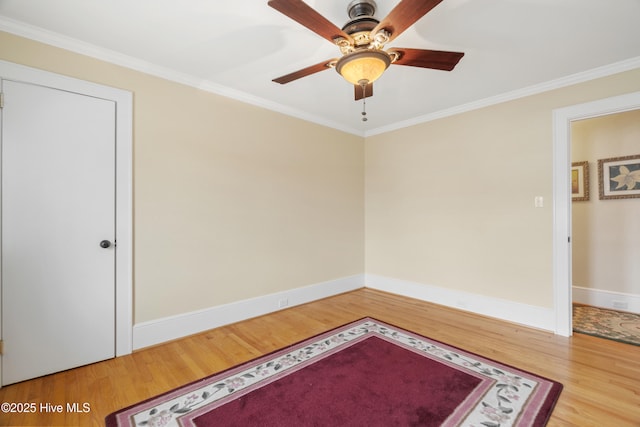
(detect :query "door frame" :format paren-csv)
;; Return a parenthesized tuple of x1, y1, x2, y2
(0, 60, 133, 368)
(552, 90, 640, 336)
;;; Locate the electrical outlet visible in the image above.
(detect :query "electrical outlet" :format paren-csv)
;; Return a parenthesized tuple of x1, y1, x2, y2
(612, 300, 628, 310)
(278, 298, 289, 309)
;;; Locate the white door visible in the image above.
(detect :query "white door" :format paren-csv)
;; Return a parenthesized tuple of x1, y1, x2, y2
(1, 79, 116, 385)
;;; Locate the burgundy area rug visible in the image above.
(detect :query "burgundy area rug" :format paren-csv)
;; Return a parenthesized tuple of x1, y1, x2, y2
(107, 318, 562, 427)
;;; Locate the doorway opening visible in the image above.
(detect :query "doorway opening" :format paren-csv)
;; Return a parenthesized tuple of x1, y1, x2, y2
(552, 91, 640, 336)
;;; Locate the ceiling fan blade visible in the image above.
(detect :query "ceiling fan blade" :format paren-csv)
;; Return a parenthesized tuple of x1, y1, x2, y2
(272, 60, 335, 84)
(268, 0, 353, 44)
(391, 48, 464, 71)
(372, 0, 443, 42)
(354, 83, 373, 101)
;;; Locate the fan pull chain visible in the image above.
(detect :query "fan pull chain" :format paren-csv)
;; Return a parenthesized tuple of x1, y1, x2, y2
(361, 83, 368, 122)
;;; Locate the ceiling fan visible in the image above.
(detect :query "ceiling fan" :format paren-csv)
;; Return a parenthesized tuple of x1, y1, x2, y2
(269, 0, 465, 118)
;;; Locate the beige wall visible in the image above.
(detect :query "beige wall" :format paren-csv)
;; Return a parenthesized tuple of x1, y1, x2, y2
(0, 32, 365, 323)
(365, 69, 640, 308)
(2, 30, 640, 324)
(571, 110, 640, 295)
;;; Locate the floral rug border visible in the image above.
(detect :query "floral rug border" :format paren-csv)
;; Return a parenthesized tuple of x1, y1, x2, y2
(107, 317, 562, 427)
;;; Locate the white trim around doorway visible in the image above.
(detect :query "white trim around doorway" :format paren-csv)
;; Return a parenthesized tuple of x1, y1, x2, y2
(552, 90, 640, 336)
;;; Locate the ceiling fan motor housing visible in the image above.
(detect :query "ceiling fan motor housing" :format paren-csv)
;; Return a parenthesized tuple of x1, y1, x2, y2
(342, 0, 381, 48)
(342, 16, 379, 38)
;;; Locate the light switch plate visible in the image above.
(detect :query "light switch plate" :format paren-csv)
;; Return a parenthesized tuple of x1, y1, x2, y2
(534, 196, 544, 208)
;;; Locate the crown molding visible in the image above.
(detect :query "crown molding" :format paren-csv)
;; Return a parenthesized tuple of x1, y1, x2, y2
(365, 56, 640, 137)
(0, 16, 364, 137)
(2, 16, 638, 138)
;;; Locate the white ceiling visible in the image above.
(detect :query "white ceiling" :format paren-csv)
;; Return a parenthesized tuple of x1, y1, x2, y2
(1, 0, 640, 136)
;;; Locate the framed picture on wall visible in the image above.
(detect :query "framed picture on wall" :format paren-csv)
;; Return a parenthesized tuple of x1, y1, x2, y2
(571, 161, 589, 201)
(598, 154, 640, 200)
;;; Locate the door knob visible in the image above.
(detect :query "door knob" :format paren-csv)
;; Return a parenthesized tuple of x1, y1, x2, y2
(99, 240, 112, 249)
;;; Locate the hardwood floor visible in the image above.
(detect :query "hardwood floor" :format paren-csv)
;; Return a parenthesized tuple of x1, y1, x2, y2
(1, 288, 639, 426)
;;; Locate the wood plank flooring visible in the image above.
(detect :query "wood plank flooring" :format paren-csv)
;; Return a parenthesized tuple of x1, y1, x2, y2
(1, 288, 639, 426)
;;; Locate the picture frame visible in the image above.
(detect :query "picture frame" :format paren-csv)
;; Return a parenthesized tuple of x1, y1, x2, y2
(571, 161, 589, 201)
(598, 154, 640, 200)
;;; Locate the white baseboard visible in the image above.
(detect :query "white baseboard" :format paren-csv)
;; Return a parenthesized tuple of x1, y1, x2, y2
(133, 272, 565, 350)
(573, 286, 640, 314)
(365, 274, 556, 332)
(132, 274, 365, 350)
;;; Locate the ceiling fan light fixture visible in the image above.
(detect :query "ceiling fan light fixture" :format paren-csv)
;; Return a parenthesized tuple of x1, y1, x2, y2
(335, 50, 391, 85)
